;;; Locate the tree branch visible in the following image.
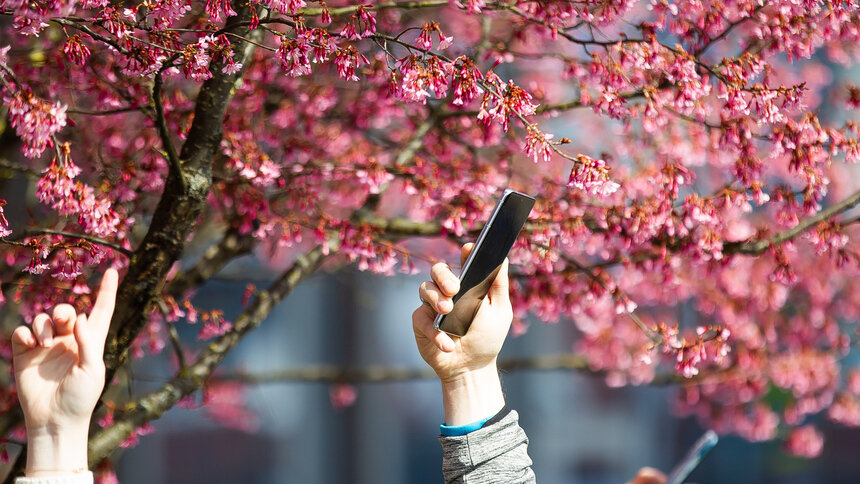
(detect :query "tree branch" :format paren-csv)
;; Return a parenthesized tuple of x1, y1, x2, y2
(211, 354, 591, 384)
(724, 188, 860, 255)
(152, 72, 185, 190)
(0, 159, 40, 178)
(89, 244, 329, 464)
(166, 228, 256, 300)
(14, 229, 131, 256)
(66, 106, 147, 116)
(104, 2, 262, 376)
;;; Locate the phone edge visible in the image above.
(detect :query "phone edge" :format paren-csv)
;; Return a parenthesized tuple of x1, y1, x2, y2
(433, 188, 518, 332)
(665, 430, 719, 484)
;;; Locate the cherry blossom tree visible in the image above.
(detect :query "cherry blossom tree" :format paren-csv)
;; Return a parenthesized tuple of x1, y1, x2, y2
(2, 0, 860, 477)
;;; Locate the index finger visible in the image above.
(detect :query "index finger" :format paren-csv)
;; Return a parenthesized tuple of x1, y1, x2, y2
(460, 243, 474, 267)
(89, 268, 118, 330)
(430, 263, 459, 297)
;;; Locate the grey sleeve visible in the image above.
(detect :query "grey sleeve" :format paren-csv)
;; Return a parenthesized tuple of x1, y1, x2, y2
(439, 409, 536, 484)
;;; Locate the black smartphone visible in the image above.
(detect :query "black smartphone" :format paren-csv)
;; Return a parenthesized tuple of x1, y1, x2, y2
(666, 430, 718, 484)
(433, 189, 535, 336)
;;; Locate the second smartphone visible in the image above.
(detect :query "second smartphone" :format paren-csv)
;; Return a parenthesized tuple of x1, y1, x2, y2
(434, 189, 535, 336)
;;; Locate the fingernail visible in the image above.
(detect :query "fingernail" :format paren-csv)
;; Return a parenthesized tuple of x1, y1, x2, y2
(444, 280, 458, 294)
(439, 300, 453, 312)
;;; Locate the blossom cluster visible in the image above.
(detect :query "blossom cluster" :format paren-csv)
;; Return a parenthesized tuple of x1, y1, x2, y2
(0, 200, 11, 238)
(4, 90, 67, 159)
(35, 154, 123, 239)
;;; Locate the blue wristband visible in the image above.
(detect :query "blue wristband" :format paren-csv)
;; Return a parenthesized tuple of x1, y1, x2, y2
(439, 415, 494, 437)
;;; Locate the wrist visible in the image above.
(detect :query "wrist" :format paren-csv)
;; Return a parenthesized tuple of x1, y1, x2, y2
(25, 424, 90, 476)
(440, 362, 505, 426)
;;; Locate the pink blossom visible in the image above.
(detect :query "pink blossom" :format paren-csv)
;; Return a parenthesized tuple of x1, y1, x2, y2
(415, 22, 453, 50)
(0, 199, 11, 238)
(13, 11, 48, 36)
(567, 154, 620, 197)
(330, 383, 357, 410)
(277, 33, 312, 77)
(398, 55, 453, 104)
(204, 382, 259, 432)
(452, 0, 486, 14)
(5, 90, 67, 159)
(751, 88, 785, 125)
(147, 0, 192, 29)
(96, 7, 135, 40)
(451, 57, 484, 106)
(36, 155, 122, 238)
(524, 126, 554, 163)
(264, 0, 306, 15)
(333, 46, 369, 82)
(80, 0, 109, 8)
(828, 393, 860, 427)
(339, 6, 376, 40)
(320, 2, 332, 24)
(52, 249, 83, 281)
(63, 34, 92, 66)
(784, 425, 824, 458)
(221, 59, 243, 75)
(205, 0, 236, 23)
(478, 76, 537, 132)
(308, 28, 337, 63)
(119, 423, 155, 448)
(197, 311, 232, 340)
(182, 42, 213, 81)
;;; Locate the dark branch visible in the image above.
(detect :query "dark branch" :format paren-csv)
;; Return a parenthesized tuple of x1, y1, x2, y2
(15, 229, 131, 255)
(66, 106, 147, 116)
(166, 228, 256, 299)
(152, 72, 186, 191)
(103, 2, 262, 375)
(89, 245, 329, 463)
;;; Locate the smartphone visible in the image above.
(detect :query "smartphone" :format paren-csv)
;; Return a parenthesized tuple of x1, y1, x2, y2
(666, 430, 718, 484)
(433, 189, 535, 336)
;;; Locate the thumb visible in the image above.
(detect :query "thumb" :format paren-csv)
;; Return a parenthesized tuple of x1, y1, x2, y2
(488, 258, 510, 304)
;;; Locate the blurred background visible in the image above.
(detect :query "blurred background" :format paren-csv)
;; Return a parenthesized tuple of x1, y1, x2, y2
(107, 259, 860, 484)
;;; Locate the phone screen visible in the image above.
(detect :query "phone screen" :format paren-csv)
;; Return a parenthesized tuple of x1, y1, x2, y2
(435, 190, 535, 336)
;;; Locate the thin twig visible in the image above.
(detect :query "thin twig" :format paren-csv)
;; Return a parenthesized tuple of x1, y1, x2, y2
(152, 73, 185, 191)
(15, 229, 131, 255)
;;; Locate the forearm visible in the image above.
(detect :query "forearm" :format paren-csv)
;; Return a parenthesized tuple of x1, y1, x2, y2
(441, 363, 505, 426)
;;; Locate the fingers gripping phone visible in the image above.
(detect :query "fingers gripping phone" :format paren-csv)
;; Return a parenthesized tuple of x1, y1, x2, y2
(434, 189, 535, 336)
(667, 430, 718, 484)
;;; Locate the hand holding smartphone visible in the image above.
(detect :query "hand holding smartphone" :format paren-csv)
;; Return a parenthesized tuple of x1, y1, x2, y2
(434, 189, 535, 336)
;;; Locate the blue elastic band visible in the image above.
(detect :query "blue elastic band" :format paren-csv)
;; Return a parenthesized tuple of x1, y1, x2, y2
(439, 415, 494, 437)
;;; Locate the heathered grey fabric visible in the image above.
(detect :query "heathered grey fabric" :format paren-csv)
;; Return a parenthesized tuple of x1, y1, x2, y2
(439, 410, 536, 484)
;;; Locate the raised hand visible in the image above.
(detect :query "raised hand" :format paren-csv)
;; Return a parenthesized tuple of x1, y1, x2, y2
(412, 243, 511, 425)
(412, 243, 513, 382)
(11, 268, 118, 476)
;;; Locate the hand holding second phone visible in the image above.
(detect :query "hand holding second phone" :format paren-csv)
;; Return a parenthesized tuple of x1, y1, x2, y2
(412, 243, 512, 426)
